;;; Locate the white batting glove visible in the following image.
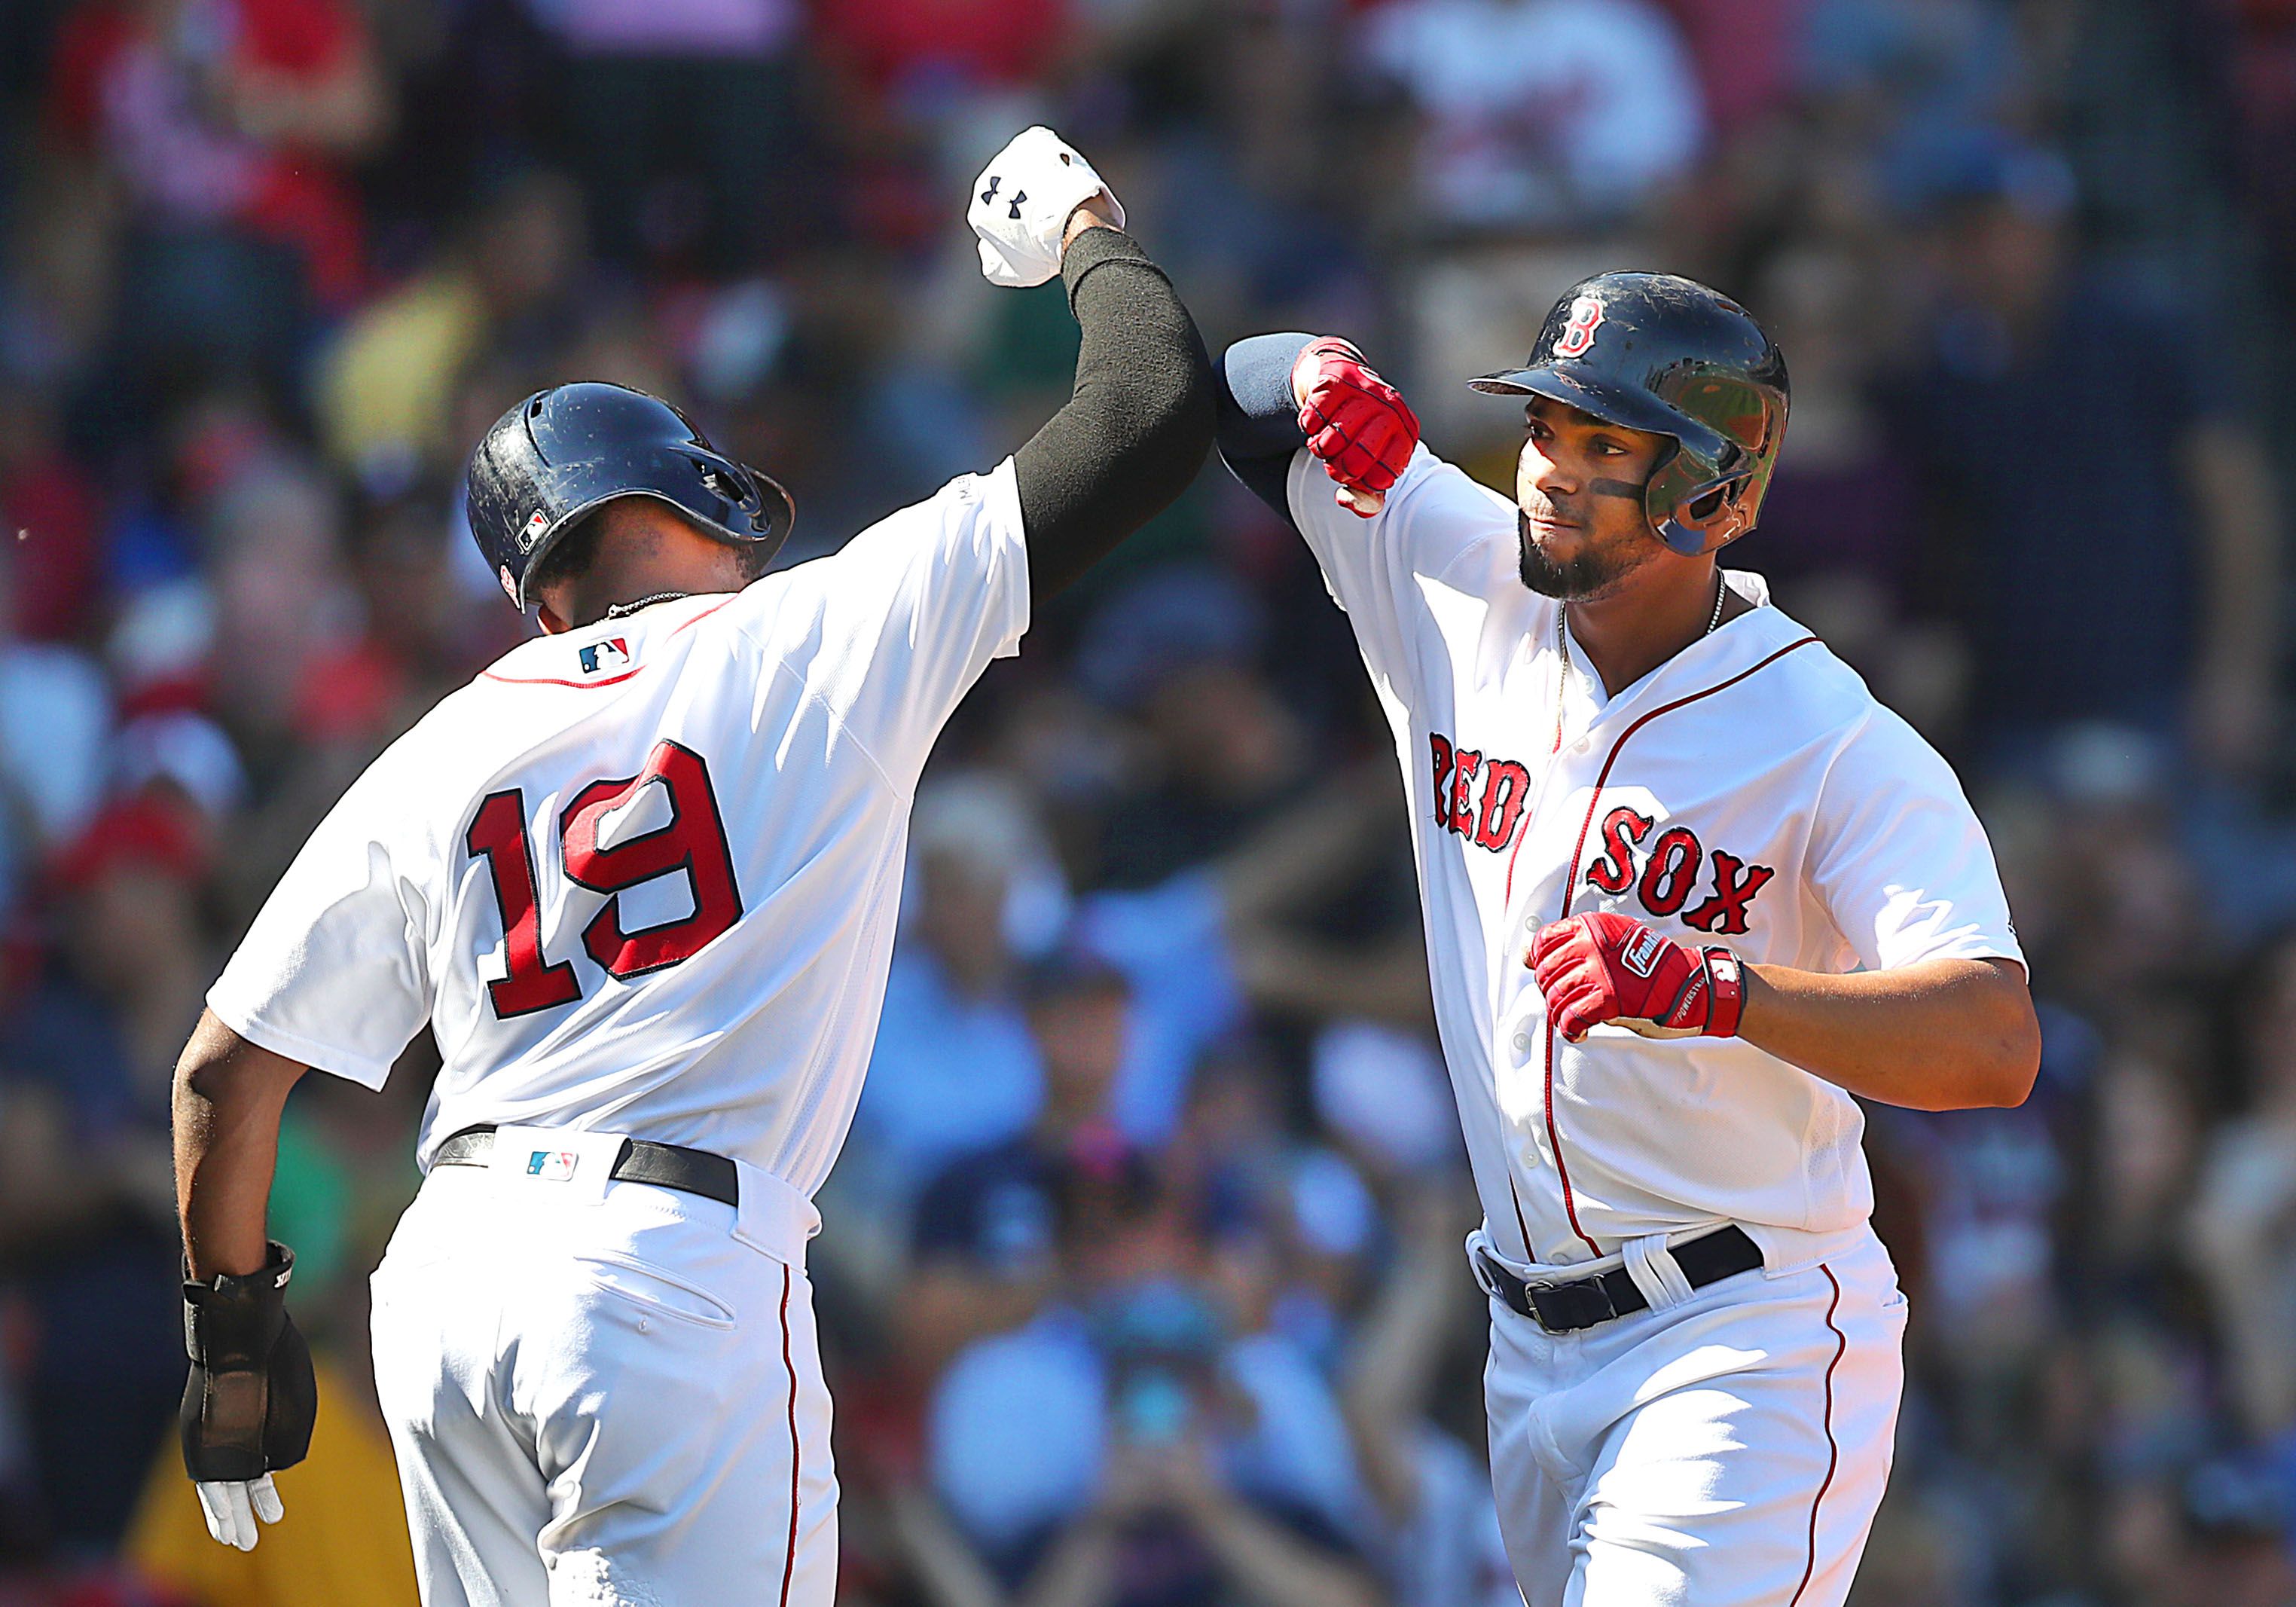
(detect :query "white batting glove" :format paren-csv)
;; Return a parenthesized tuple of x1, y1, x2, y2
(968, 127, 1125, 289)
(197, 1472, 285, 1550)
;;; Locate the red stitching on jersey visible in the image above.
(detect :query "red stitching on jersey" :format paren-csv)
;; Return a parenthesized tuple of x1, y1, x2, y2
(779, 1262, 801, 1607)
(670, 595, 739, 637)
(1790, 1264, 1848, 1607)
(481, 666, 647, 689)
(1522, 634, 1820, 1260)
(480, 596, 741, 688)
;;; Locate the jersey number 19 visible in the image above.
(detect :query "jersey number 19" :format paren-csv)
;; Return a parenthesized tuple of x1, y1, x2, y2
(464, 739, 744, 1019)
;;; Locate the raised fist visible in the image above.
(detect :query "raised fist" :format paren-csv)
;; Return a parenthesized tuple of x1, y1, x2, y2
(1527, 912, 1745, 1042)
(969, 127, 1125, 289)
(1291, 338, 1421, 518)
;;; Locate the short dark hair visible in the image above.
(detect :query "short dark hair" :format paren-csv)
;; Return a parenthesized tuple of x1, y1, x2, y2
(528, 506, 604, 599)
(530, 496, 774, 613)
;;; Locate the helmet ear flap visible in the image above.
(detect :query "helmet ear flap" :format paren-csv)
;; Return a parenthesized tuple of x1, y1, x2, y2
(1648, 452, 1757, 558)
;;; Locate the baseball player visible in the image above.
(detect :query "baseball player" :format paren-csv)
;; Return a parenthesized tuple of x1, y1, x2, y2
(1214, 274, 2041, 1605)
(167, 127, 1211, 1605)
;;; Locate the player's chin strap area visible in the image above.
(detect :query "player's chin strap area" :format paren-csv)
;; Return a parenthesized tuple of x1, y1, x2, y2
(1653, 478, 1757, 556)
(1474, 1224, 1763, 1334)
(1581, 460, 1757, 559)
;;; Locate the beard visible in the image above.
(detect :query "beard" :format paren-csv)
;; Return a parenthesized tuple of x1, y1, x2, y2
(1517, 509, 1645, 600)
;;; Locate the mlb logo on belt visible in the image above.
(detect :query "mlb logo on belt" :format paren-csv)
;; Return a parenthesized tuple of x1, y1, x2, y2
(1621, 927, 1666, 977)
(527, 1150, 579, 1181)
(578, 638, 631, 675)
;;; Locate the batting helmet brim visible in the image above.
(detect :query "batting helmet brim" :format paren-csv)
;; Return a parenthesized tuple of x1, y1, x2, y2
(1467, 363, 1735, 469)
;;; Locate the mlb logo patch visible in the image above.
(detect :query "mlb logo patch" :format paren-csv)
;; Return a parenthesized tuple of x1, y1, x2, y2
(527, 1150, 579, 1181)
(577, 637, 631, 676)
(519, 509, 551, 551)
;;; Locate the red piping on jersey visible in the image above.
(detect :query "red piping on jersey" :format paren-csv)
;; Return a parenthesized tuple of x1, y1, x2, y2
(778, 1262, 801, 1607)
(482, 665, 647, 689)
(480, 596, 741, 688)
(1789, 1264, 1848, 1607)
(1522, 634, 1821, 1260)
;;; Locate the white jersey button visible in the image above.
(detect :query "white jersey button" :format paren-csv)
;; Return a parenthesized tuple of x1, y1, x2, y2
(1511, 1030, 1533, 1053)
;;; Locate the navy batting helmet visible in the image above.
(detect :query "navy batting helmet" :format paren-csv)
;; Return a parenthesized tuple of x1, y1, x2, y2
(466, 382, 795, 611)
(1470, 272, 1788, 557)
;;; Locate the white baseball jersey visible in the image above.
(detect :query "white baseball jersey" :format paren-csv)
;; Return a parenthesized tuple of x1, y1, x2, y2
(1288, 445, 2022, 1272)
(208, 460, 1029, 1193)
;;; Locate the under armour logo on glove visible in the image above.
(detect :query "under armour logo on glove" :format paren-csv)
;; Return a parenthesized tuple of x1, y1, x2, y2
(979, 176, 1028, 218)
(1527, 912, 1746, 1041)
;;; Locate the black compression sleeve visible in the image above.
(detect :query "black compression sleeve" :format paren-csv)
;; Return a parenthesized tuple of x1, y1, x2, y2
(1013, 228, 1216, 603)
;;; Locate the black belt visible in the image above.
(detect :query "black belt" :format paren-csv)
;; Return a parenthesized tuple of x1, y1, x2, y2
(1477, 1225, 1762, 1334)
(432, 1124, 739, 1208)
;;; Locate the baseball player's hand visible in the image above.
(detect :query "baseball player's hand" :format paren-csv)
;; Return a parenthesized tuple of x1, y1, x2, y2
(1291, 338, 1420, 518)
(180, 1242, 317, 1550)
(969, 126, 1125, 289)
(1528, 912, 1745, 1042)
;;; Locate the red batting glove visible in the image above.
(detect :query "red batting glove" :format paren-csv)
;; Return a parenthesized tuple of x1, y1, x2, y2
(1527, 912, 1746, 1043)
(1291, 338, 1421, 514)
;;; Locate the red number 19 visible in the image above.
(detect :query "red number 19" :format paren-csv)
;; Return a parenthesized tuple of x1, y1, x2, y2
(464, 741, 743, 1019)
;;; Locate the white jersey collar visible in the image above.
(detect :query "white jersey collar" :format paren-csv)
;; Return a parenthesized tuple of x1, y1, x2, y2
(1557, 569, 1791, 725)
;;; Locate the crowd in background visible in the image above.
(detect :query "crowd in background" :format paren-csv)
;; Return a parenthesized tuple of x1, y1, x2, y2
(2, 0, 2295, 1603)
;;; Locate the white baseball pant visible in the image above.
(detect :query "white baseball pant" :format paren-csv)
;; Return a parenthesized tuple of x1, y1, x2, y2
(368, 1129, 837, 1606)
(1480, 1226, 1906, 1607)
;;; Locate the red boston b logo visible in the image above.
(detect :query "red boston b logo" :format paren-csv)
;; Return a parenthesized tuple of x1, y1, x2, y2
(1554, 295, 1605, 359)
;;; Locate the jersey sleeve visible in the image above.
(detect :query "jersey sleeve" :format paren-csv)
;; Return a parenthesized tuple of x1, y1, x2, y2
(205, 751, 435, 1087)
(765, 457, 1030, 790)
(1806, 707, 2025, 974)
(1286, 443, 1514, 706)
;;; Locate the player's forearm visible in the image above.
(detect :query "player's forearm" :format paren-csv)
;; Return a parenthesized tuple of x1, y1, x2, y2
(1737, 957, 2038, 1111)
(1013, 226, 1215, 601)
(2185, 420, 2282, 763)
(2188, 420, 2281, 661)
(172, 1010, 307, 1279)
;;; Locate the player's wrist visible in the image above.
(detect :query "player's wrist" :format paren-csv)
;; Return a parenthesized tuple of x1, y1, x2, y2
(1290, 335, 1362, 409)
(1061, 191, 1120, 253)
(1699, 946, 1745, 1037)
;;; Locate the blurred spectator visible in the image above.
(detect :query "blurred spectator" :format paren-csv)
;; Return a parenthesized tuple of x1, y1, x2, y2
(530, 0, 807, 273)
(0, 383, 102, 642)
(2192, 930, 2296, 1441)
(316, 170, 587, 492)
(1078, 567, 1302, 889)
(1360, 0, 1707, 233)
(901, 952, 1140, 1367)
(47, 0, 389, 354)
(853, 774, 1060, 1190)
(899, 1152, 1385, 1607)
(1890, 141, 2285, 774)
